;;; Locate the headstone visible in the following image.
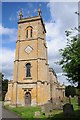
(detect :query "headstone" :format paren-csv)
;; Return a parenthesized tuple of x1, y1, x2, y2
(34, 111, 40, 117)
(41, 106, 45, 113)
(42, 103, 53, 113)
(63, 103, 74, 116)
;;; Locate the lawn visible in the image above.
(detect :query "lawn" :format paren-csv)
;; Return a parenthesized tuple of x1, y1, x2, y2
(5, 105, 45, 119)
(4, 97, 80, 120)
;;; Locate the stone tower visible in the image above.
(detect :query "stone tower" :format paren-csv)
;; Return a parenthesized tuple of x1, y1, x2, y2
(5, 8, 51, 106)
(5, 8, 65, 107)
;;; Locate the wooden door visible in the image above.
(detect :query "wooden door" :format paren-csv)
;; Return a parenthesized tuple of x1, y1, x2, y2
(25, 92, 31, 106)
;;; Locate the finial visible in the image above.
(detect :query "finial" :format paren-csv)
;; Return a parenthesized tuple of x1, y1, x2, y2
(19, 10, 23, 20)
(38, 6, 41, 17)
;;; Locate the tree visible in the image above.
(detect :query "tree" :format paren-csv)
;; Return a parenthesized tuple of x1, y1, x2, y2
(59, 29, 80, 105)
(0, 73, 4, 80)
(0, 73, 8, 101)
(59, 33, 80, 82)
(2, 79, 8, 101)
(65, 85, 76, 97)
(65, 85, 76, 103)
(0, 73, 4, 100)
(59, 35, 80, 84)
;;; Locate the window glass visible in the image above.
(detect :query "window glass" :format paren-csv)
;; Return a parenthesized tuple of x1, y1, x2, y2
(25, 63, 31, 77)
(26, 26, 33, 38)
(30, 29, 32, 37)
(26, 30, 28, 38)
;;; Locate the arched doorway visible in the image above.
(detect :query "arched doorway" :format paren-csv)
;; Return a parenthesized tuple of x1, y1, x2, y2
(25, 92, 31, 106)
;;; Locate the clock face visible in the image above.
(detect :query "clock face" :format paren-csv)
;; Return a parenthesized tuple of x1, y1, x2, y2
(24, 45, 33, 54)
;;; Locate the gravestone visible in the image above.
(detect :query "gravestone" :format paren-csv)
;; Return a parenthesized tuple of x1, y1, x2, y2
(34, 111, 40, 117)
(41, 103, 53, 114)
(63, 103, 74, 116)
(41, 106, 45, 113)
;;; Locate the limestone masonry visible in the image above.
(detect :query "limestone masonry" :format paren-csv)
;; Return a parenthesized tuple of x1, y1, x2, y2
(5, 8, 65, 106)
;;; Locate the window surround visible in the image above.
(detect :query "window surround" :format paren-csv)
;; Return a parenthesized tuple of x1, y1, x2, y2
(25, 26, 33, 39)
(25, 63, 31, 78)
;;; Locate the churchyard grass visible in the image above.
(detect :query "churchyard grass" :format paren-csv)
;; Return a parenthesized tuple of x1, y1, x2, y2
(4, 105, 45, 119)
(4, 97, 80, 120)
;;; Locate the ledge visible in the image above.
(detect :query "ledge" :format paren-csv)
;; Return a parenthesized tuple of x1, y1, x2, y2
(23, 77, 32, 80)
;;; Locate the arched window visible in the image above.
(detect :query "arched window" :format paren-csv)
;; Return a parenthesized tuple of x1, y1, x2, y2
(25, 63, 31, 77)
(26, 26, 33, 38)
(30, 29, 32, 38)
(26, 30, 28, 38)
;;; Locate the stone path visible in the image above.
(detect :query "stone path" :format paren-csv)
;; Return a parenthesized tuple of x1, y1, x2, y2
(2, 106, 22, 120)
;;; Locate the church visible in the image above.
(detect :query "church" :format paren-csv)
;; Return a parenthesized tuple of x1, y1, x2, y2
(5, 8, 65, 106)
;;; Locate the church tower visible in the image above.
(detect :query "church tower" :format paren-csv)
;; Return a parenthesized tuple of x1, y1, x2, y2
(5, 7, 65, 107)
(5, 8, 51, 106)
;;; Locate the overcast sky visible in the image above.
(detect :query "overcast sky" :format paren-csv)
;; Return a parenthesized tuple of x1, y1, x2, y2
(1, 1, 78, 85)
